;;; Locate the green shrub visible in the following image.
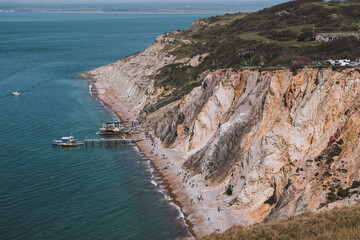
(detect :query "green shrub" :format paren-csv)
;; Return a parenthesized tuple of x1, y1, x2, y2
(297, 30, 314, 42)
(260, 29, 297, 41)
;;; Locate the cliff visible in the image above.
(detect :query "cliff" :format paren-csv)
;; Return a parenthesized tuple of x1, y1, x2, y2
(80, 31, 208, 116)
(85, 55, 360, 226)
(81, 0, 360, 236)
(144, 67, 360, 223)
(82, 0, 360, 115)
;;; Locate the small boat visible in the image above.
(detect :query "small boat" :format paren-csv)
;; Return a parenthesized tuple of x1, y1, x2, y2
(12, 92, 20, 96)
(52, 136, 75, 145)
(52, 136, 83, 147)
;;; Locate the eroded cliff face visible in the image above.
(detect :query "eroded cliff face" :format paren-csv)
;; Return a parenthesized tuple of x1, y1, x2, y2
(81, 31, 360, 223)
(144, 67, 360, 222)
(80, 31, 206, 114)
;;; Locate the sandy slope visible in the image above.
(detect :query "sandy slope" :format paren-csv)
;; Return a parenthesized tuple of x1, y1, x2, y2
(91, 81, 252, 237)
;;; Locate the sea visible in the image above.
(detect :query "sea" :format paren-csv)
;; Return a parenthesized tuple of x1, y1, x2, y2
(0, 12, 215, 240)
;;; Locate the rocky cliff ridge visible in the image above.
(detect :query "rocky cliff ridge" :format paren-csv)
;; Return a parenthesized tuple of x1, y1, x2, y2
(80, 31, 207, 115)
(82, 30, 360, 224)
(80, 1, 360, 228)
(144, 67, 360, 222)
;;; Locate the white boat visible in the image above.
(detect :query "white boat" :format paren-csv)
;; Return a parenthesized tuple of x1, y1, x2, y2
(52, 136, 83, 146)
(12, 92, 20, 96)
(52, 136, 74, 144)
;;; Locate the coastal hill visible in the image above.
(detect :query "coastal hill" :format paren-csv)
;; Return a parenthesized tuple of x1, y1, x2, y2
(153, 0, 360, 104)
(81, 0, 360, 237)
(82, 0, 360, 109)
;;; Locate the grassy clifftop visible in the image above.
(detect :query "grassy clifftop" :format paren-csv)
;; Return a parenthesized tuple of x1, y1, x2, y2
(199, 204, 360, 240)
(153, 0, 360, 102)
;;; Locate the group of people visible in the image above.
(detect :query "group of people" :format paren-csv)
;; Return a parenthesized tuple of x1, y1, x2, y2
(181, 172, 199, 189)
(145, 131, 157, 153)
(145, 131, 153, 140)
(182, 172, 192, 184)
(163, 161, 173, 171)
(190, 195, 204, 204)
(197, 195, 204, 202)
(130, 120, 139, 127)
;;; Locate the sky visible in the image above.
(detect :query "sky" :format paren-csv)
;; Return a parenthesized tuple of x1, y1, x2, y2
(0, 0, 289, 12)
(0, 0, 286, 3)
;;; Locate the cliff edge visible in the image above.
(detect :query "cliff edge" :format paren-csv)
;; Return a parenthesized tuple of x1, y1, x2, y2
(81, 0, 360, 236)
(145, 67, 360, 223)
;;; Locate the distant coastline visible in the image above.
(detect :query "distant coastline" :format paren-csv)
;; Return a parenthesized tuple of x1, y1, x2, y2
(0, 1, 286, 15)
(9, 10, 234, 14)
(0, 9, 234, 14)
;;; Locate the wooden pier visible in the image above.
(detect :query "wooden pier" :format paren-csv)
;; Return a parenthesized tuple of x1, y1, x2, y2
(83, 138, 145, 146)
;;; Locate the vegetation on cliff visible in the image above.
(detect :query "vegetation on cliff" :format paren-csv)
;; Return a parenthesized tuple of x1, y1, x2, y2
(85, 1, 360, 235)
(153, 0, 360, 102)
(199, 204, 360, 240)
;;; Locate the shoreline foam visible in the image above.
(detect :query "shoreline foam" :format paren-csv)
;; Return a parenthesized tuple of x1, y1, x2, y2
(88, 81, 195, 238)
(86, 73, 253, 238)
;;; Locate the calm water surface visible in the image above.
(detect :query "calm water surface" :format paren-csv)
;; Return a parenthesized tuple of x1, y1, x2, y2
(0, 12, 212, 240)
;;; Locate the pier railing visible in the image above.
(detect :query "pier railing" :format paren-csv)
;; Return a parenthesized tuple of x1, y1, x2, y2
(83, 138, 146, 146)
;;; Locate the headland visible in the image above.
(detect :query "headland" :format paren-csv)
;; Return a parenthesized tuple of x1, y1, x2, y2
(80, 0, 360, 238)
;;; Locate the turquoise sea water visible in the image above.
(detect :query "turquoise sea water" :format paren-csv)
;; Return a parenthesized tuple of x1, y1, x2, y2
(0, 12, 213, 240)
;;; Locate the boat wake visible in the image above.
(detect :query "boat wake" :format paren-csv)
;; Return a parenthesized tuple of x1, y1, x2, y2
(0, 93, 12, 99)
